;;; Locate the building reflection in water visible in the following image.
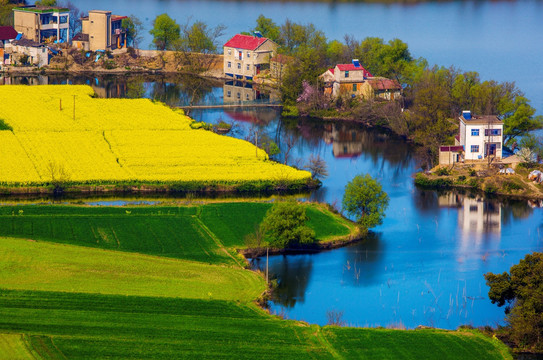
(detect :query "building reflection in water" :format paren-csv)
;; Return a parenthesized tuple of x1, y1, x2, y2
(438, 193, 501, 258)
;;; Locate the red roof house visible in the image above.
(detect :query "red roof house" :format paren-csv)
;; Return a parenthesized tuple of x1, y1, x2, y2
(0, 26, 18, 42)
(223, 34, 278, 81)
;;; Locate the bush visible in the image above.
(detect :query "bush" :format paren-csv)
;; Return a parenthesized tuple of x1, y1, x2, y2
(435, 167, 451, 176)
(484, 183, 498, 194)
(260, 200, 315, 248)
(190, 121, 212, 130)
(469, 168, 477, 177)
(502, 180, 524, 192)
(281, 105, 299, 118)
(414, 173, 453, 188)
(458, 175, 466, 182)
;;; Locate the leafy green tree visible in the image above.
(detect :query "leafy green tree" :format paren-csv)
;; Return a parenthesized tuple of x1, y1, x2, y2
(149, 13, 180, 51)
(174, 20, 225, 73)
(0, 0, 16, 26)
(502, 95, 543, 145)
(342, 174, 389, 231)
(485, 252, 543, 352)
(122, 15, 144, 49)
(35, 0, 57, 6)
(260, 201, 315, 248)
(253, 15, 281, 44)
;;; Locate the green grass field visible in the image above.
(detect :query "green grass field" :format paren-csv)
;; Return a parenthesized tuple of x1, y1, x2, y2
(0, 203, 512, 359)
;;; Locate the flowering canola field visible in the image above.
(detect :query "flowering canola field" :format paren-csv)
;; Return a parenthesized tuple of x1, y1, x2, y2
(0, 85, 310, 185)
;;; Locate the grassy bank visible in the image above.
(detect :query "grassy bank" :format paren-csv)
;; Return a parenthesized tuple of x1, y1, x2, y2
(415, 163, 543, 200)
(0, 203, 512, 359)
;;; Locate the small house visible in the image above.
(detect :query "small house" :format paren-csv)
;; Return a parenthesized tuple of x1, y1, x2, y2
(4, 38, 49, 67)
(361, 78, 402, 101)
(13, 5, 70, 44)
(0, 26, 18, 66)
(76, 11, 127, 51)
(331, 60, 373, 98)
(270, 54, 293, 81)
(438, 145, 464, 166)
(223, 34, 278, 81)
(456, 111, 503, 161)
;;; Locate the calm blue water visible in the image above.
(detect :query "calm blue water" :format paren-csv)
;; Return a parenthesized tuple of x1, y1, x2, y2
(50, 0, 543, 114)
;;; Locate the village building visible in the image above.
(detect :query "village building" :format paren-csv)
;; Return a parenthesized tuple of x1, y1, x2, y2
(74, 11, 127, 51)
(319, 60, 401, 101)
(361, 78, 402, 101)
(4, 38, 49, 67)
(223, 34, 277, 81)
(439, 110, 503, 165)
(270, 54, 293, 81)
(0, 26, 18, 68)
(13, 5, 70, 44)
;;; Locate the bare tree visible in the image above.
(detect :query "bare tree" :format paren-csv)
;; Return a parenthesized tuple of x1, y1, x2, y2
(305, 155, 328, 180)
(59, 1, 84, 39)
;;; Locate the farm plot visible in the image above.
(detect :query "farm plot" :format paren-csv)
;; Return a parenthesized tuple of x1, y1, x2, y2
(0, 289, 330, 360)
(0, 85, 311, 186)
(0, 237, 263, 301)
(0, 206, 234, 265)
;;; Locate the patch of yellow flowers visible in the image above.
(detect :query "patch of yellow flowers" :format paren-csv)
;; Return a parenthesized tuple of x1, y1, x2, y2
(0, 85, 310, 184)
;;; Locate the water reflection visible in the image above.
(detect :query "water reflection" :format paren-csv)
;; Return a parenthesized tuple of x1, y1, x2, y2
(341, 232, 383, 287)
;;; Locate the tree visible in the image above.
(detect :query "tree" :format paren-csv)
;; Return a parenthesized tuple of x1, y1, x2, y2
(305, 155, 328, 180)
(253, 15, 281, 44)
(342, 174, 389, 231)
(149, 13, 180, 51)
(122, 15, 144, 49)
(58, 1, 84, 38)
(174, 20, 225, 73)
(260, 201, 315, 248)
(485, 252, 543, 352)
(35, 0, 56, 6)
(0, 0, 17, 26)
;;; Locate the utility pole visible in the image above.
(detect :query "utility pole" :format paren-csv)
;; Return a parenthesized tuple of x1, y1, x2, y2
(266, 247, 269, 285)
(73, 95, 76, 121)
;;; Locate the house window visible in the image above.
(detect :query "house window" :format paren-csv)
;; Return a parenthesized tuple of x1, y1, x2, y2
(237, 92, 241, 99)
(353, 83, 357, 91)
(228, 49, 231, 55)
(345, 71, 349, 78)
(469, 205, 478, 212)
(227, 90, 231, 97)
(238, 51, 242, 60)
(471, 145, 479, 153)
(237, 63, 241, 69)
(227, 61, 231, 68)
(246, 64, 250, 71)
(485, 129, 502, 136)
(247, 51, 250, 58)
(246, 94, 249, 100)
(471, 128, 479, 136)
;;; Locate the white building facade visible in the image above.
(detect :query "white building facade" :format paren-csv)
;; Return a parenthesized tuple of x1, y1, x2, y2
(456, 111, 503, 161)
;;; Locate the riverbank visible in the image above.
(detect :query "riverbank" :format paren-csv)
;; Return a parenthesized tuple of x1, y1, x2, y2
(415, 162, 543, 202)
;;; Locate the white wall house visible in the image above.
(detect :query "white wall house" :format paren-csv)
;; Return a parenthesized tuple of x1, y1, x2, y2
(456, 111, 503, 161)
(223, 34, 277, 81)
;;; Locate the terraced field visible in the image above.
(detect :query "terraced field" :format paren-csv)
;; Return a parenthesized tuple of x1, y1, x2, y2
(0, 203, 512, 359)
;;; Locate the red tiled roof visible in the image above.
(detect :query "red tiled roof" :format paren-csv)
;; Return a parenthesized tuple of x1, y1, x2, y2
(440, 146, 464, 152)
(112, 15, 127, 22)
(329, 68, 334, 74)
(368, 78, 401, 90)
(336, 64, 372, 77)
(224, 34, 268, 50)
(0, 26, 18, 41)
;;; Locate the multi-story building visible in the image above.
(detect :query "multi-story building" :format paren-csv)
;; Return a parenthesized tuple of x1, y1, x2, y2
(75, 11, 127, 51)
(456, 111, 503, 161)
(13, 5, 69, 44)
(223, 34, 277, 81)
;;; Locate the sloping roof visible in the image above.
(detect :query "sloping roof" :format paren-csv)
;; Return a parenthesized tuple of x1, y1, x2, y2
(12, 38, 44, 47)
(367, 78, 401, 91)
(329, 68, 334, 74)
(112, 15, 127, 22)
(440, 145, 464, 152)
(72, 32, 89, 42)
(0, 26, 18, 41)
(224, 34, 269, 50)
(270, 54, 294, 64)
(336, 63, 373, 77)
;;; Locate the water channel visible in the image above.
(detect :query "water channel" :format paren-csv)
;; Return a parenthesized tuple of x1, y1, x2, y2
(2, 73, 542, 329)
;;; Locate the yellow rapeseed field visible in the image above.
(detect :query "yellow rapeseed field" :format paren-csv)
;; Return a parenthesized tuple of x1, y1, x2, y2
(0, 85, 310, 185)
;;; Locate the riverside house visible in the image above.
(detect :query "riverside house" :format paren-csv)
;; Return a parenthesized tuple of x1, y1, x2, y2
(73, 11, 127, 51)
(223, 34, 277, 81)
(13, 5, 70, 44)
(0, 26, 18, 68)
(439, 111, 503, 165)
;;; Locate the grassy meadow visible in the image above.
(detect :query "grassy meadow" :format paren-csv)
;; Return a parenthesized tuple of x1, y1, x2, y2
(0, 203, 512, 359)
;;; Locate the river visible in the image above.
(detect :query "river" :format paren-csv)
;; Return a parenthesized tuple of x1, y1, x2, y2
(33, 0, 543, 114)
(2, 73, 542, 329)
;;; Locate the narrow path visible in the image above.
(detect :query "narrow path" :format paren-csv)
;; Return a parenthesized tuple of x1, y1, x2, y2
(192, 214, 245, 268)
(314, 327, 343, 360)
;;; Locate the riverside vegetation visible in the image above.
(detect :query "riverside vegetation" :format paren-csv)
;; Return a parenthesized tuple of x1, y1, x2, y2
(0, 202, 512, 359)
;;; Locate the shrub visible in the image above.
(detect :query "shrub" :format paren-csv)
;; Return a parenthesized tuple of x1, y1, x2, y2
(484, 183, 498, 194)
(502, 180, 524, 192)
(435, 167, 451, 176)
(414, 173, 453, 188)
(458, 175, 466, 182)
(469, 168, 477, 177)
